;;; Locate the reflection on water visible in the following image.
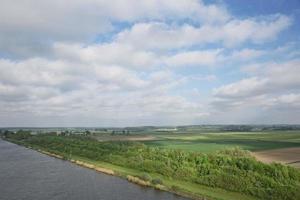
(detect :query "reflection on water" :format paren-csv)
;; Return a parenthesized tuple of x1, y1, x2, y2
(0, 139, 188, 200)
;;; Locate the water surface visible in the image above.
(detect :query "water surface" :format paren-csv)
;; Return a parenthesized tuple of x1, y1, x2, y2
(0, 139, 188, 200)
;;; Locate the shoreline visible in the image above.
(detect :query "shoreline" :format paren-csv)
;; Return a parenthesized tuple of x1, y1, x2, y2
(4, 139, 203, 200)
(2, 138, 259, 200)
(36, 150, 202, 200)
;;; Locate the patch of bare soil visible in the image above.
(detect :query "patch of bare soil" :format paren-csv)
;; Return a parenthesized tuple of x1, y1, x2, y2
(117, 135, 157, 141)
(95, 135, 157, 141)
(252, 147, 300, 168)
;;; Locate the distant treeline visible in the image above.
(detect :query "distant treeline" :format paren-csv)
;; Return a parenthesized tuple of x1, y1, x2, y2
(220, 125, 300, 132)
(2, 125, 300, 135)
(3, 132, 300, 200)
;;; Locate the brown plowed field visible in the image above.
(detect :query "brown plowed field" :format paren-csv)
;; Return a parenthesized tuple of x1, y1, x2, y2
(253, 147, 300, 168)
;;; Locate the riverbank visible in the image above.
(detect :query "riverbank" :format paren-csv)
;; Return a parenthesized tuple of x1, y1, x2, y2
(4, 138, 257, 200)
(0, 139, 190, 200)
(6, 133, 300, 200)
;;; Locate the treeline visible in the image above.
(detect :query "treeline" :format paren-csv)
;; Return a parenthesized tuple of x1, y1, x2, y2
(221, 125, 300, 132)
(0, 129, 31, 140)
(4, 133, 300, 200)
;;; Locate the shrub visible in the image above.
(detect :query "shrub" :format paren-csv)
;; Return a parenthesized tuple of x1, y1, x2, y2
(139, 173, 152, 182)
(170, 185, 181, 191)
(152, 178, 163, 185)
(6, 134, 300, 200)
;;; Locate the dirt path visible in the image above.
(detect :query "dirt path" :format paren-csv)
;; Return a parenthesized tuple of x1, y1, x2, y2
(252, 147, 300, 168)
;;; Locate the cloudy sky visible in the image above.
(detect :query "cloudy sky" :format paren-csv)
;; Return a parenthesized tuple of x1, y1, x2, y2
(0, 0, 300, 127)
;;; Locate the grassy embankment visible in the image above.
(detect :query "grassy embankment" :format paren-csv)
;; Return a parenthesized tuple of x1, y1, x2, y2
(3, 132, 300, 200)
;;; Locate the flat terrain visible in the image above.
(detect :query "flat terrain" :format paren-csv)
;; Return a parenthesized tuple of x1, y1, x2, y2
(143, 131, 300, 153)
(94, 135, 156, 141)
(253, 147, 300, 168)
(93, 130, 300, 168)
(3, 128, 300, 200)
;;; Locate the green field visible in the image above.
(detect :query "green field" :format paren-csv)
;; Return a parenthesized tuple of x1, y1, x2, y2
(143, 131, 300, 153)
(2, 128, 300, 200)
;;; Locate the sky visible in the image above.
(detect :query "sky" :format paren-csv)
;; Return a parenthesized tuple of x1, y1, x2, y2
(0, 0, 300, 127)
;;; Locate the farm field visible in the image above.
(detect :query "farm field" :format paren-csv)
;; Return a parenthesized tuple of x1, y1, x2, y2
(253, 147, 300, 168)
(2, 127, 300, 200)
(143, 131, 300, 168)
(87, 129, 300, 167)
(91, 130, 300, 168)
(141, 131, 300, 151)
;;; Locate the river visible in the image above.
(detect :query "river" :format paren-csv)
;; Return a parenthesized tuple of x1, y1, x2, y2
(0, 139, 188, 200)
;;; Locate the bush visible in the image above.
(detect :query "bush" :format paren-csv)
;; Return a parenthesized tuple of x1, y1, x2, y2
(170, 185, 181, 191)
(151, 178, 163, 185)
(139, 173, 152, 182)
(6, 134, 300, 200)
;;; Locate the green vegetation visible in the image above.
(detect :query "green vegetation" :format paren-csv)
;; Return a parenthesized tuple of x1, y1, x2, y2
(144, 131, 300, 153)
(4, 132, 300, 200)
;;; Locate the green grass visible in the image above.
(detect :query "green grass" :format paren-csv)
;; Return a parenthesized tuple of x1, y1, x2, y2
(144, 131, 300, 153)
(145, 140, 232, 153)
(69, 155, 258, 200)
(4, 130, 300, 200)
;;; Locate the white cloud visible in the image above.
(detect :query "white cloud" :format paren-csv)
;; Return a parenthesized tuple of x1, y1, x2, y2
(0, 49, 207, 126)
(188, 75, 217, 82)
(53, 42, 158, 69)
(0, 58, 152, 94)
(0, 0, 230, 58)
(116, 14, 291, 50)
(276, 94, 300, 106)
(221, 14, 291, 46)
(229, 48, 266, 61)
(162, 48, 267, 68)
(95, 0, 230, 23)
(213, 77, 269, 98)
(164, 49, 223, 67)
(0, 1, 297, 125)
(213, 60, 300, 112)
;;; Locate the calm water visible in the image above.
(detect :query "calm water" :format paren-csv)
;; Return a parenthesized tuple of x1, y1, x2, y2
(0, 139, 188, 200)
